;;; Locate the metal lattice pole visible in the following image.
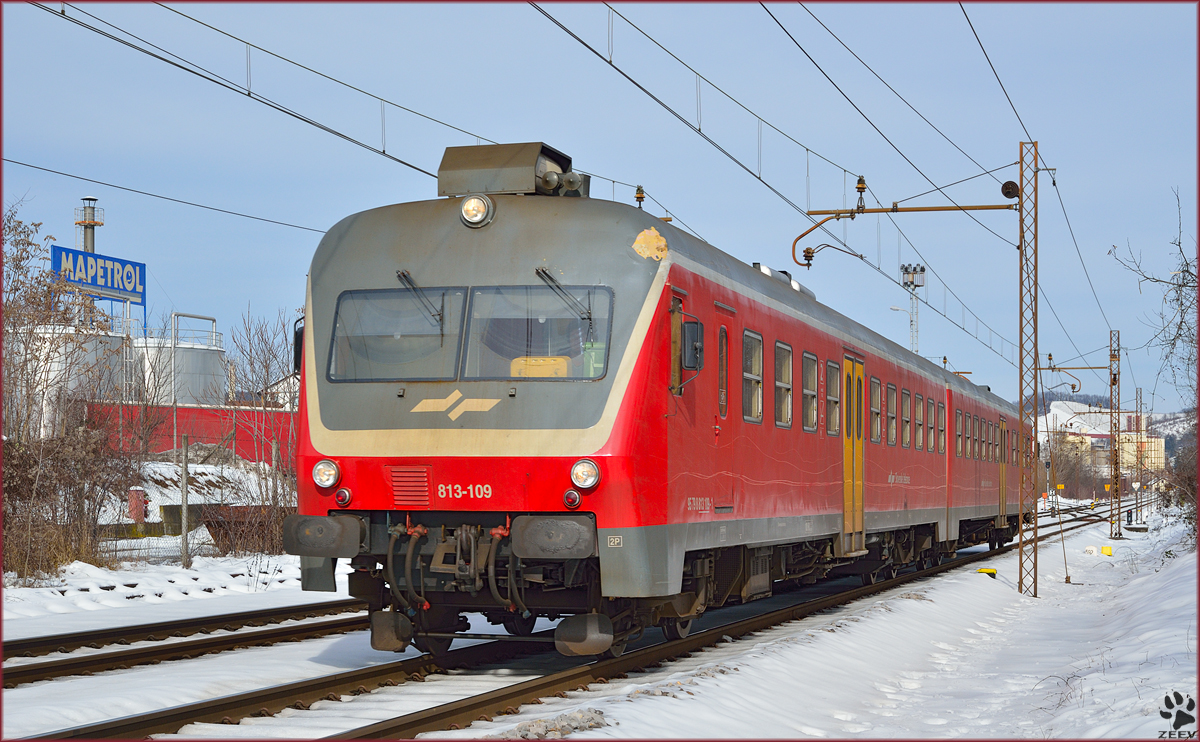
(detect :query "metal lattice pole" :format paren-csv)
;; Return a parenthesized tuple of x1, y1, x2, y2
(1109, 330, 1122, 538)
(1136, 387, 1144, 523)
(1017, 142, 1039, 597)
(909, 288, 919, 354)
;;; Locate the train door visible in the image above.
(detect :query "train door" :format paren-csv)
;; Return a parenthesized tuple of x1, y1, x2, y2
(714, 325, 733, 512)
(841, 355, 866, 556)
(997, 417, 1007, 527)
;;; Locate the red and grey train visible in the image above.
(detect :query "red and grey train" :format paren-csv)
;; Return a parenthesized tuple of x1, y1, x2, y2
(283, 142, 1025, 656)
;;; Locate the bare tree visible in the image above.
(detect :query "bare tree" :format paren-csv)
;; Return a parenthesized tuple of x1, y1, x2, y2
(218, 305, 299, 553)
(3, 201, 141, 578)
(1111, 189, 1196, 539)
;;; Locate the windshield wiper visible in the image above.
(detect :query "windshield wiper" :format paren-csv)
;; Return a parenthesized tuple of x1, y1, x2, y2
(396, 269, 445, 340)
(535, 267, 595, 344)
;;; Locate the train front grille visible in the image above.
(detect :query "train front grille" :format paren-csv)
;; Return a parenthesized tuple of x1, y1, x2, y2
(388, 466, 430, 508)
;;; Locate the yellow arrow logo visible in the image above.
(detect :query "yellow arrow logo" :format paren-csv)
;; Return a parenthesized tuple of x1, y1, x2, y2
(411, 390, 501, 420)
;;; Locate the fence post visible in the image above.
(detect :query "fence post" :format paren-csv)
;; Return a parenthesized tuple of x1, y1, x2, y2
(181, 433, 190, 568)
(271, 439, 280, 509)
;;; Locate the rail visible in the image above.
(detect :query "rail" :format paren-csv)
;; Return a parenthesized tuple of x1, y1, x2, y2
(27, 504, 1117, 740)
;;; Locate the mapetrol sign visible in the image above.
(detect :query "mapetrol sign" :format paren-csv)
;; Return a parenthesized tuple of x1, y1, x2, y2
(51, 245, 145, 305)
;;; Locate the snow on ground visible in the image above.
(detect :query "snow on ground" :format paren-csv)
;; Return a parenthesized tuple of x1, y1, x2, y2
(3, 551, 352, 634)
(2, 511, 1195, 739)
(427, 513, 1196, 740)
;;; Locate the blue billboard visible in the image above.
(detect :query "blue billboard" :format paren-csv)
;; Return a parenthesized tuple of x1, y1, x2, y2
(51, 245, 146, 305)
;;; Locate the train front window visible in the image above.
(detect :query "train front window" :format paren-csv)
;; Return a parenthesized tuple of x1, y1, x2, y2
(462, 285, 613, 380)
(328, 287, 467, 381)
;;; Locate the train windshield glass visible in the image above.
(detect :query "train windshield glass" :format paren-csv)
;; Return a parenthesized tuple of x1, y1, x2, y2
(327, 287, 466, 381)
(462, 285, 612, 380)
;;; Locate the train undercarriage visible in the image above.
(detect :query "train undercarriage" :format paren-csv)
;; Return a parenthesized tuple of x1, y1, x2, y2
(296, 510, 1020, 657)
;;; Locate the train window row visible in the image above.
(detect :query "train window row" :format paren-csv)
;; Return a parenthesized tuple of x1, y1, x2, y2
(866, 377, 945, 453)
(954, 410, 1016, 465)
(730, 328, 946, 454)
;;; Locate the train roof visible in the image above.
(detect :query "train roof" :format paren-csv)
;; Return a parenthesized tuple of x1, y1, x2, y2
(656, 215, 1015, 414)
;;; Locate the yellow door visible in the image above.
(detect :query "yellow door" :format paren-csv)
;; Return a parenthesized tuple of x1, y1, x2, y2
(997, 418, 1007, 527)
(841, 356, 866, 555)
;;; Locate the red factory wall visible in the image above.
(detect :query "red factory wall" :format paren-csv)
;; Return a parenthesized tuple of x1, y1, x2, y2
(87, 403, 296, 465)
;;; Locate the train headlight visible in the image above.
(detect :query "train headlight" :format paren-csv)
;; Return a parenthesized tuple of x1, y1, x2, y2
(313, 459, 340, 489)
(563, 489, 582, 509)
(460, 194, 494, 228)
(570, 459, 600, 489)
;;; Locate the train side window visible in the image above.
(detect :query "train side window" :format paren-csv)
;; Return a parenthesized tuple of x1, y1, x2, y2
(956, 409, 963, 457)
(775, 342, 793, 428)
(801, 352, 818, 432)
(989, 420, 995, 462)
(742, 331, 763, 423)
(901, 389, 911, 448)
(886, 384, 897, 446)
(846, 369, 853, 439)
(826, 361, 840, 436)
(914, 394, 924, 451)
(718, 327, 728, 418)
(870, 378, 882, 443)
(973, 415, 980, 460)
(937, 402, 946, 454)
(927, 398, 936, 452)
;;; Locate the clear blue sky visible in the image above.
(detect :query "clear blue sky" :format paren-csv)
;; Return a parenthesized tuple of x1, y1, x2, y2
(4, 3, 1196, 413)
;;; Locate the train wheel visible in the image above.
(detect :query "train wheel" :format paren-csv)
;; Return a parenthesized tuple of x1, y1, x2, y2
(661, 618, 694, 641)
(988, 532, 999, 551)
(414, 634, 453, 656)
(878, 564, 897, 582)
(860, 570, 878, 586)
(600, 641, 627, 659)
(502, 612, 538, 637)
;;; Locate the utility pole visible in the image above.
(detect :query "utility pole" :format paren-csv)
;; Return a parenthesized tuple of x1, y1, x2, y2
(788, 148, 1028, 592)
(1109, 330, 1122, 538)
(900, 263, 925, 353)
(1135, 387, 1144, 524)
(1017, 142, 1040, 597)
(181, 433, 191, 569)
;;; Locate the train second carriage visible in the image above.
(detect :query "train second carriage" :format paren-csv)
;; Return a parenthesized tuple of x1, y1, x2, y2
(283, 142, 1025, 657)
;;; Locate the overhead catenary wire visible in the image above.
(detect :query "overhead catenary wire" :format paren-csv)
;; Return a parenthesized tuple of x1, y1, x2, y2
(534, 2, 1016, 366)
(152, 2, 500, 147)
(3, 158, 326, 233)
(34, 2, 438, 178)
(148, 1, 703, 239)
(793, 3, 1110, 378)
(602, 3, 851, 174)
(799, 2, 1005, 186)
(36, 3, 701, 241)
(959, 3, 1033, 143)
(894, 163, 1017, 205)
(762, 4, 1016, 250)
(959, 3, 1113, 333)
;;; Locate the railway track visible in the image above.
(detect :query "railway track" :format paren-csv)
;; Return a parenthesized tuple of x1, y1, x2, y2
(3, 612, 368, 687)
(3, 598, 365, 661)
(24, 505, 1115, 740)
